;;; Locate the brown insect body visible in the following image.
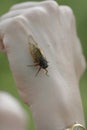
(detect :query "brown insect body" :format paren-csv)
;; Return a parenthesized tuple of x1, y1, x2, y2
(28, 36, 48, 76)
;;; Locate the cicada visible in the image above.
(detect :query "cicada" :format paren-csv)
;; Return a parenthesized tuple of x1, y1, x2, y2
(28, 36, 48, 76)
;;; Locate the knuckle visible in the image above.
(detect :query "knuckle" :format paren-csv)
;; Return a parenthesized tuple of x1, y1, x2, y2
(45, 0, 59, 13)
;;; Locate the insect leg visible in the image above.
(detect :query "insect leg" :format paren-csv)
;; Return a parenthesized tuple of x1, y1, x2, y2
(27, 64, 39, 67)
(45, 69, 49, 76)
(35, 67, 42, 76)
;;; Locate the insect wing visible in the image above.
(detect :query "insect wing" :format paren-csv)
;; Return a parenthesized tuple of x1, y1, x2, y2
(28, 35, 38, 46)
(28, 36, 44, 62)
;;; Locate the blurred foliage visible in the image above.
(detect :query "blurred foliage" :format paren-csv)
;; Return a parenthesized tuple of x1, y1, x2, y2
(0, 0, 87, 129)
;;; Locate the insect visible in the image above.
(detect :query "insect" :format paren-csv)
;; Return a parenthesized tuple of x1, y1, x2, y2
(28, 35, 48, 76)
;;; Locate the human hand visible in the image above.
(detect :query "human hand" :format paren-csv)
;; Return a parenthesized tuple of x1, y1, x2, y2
(0, 1, 86, 130)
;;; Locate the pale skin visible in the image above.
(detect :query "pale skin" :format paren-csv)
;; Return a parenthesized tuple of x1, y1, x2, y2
(0, 1, 86, 130)
(0, 92, 27, 130)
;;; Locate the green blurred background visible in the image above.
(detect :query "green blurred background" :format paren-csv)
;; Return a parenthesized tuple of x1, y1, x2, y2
(0, 0, 87, 129)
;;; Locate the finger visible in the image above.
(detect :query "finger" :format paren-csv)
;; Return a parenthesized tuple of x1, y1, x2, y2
(0, 91, 28, 130)
(10, 0, 54, 10)
(0, 0, 57, 21)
